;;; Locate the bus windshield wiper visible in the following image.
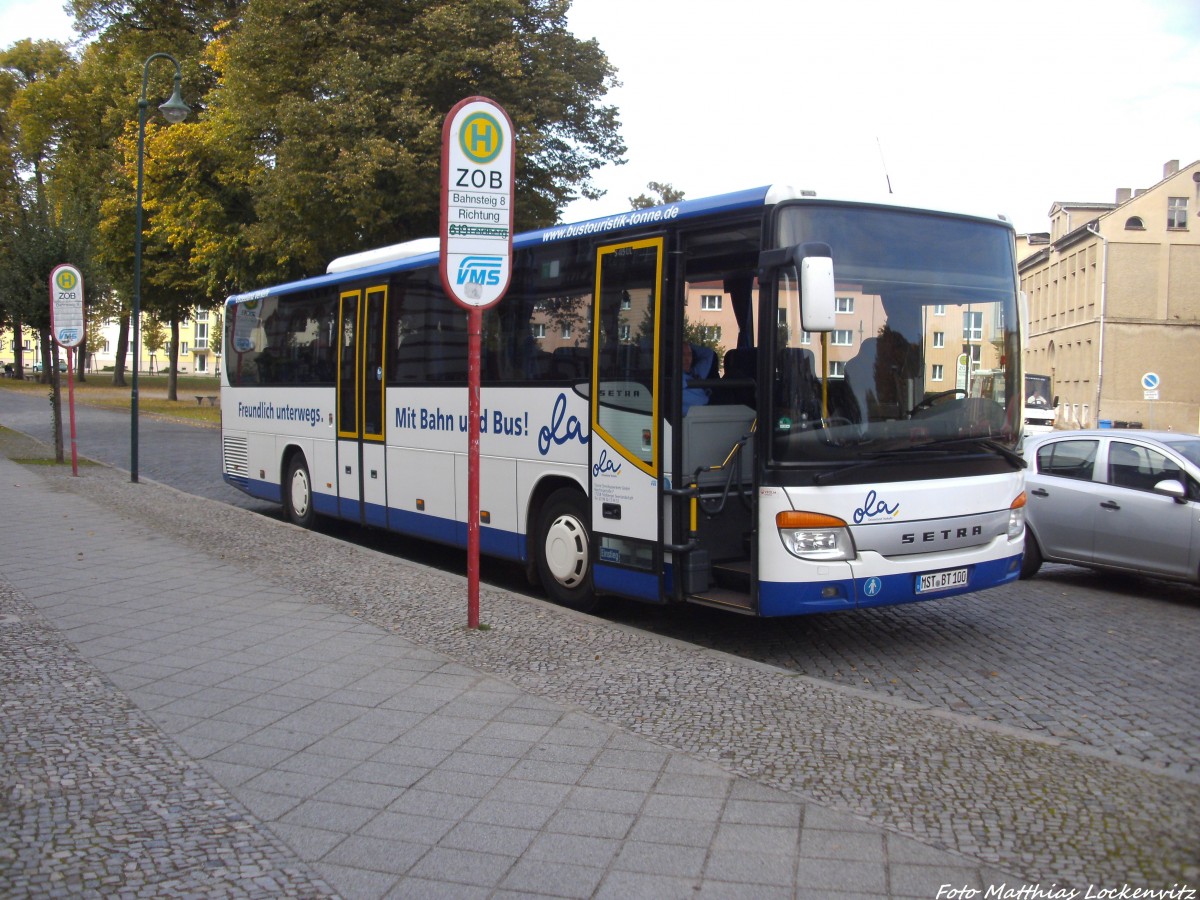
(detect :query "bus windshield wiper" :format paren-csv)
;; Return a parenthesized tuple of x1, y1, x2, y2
(913, 436, 1026, 468)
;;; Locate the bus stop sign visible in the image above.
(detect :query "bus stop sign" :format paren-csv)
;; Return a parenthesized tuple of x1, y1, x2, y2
(49, 263, 85, 348)
(440, 96, 515, 310)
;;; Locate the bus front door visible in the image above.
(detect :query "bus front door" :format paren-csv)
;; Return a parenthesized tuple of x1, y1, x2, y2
(589, 238, 665, 602)
(336, 284, 389, 526)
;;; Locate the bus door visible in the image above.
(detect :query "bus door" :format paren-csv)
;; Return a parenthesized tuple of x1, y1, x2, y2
(336, 284, 389, 526)
(589, 238, 664, 601)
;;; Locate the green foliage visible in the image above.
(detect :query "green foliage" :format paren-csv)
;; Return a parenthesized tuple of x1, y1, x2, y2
(629, 181, 685, 210)
(5, 0, 626, 338)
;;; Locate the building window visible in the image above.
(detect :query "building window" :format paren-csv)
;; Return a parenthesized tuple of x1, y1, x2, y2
(933, 304, 946, 315)
(1124, 216, 1145, 230)
(962, 311, 983, 341)
(799, 331, 811, 345)
(828, 360, 845, 378)
(835, 296, 854, 313)
(618, 324, 631, 341)
(700, 294, 723, 310)
(181, 342, 190, 355)
(561, 324, 572, 339)
(830, 329, 854, 346)
(620, 296, 631, 310)
(931, 363, 944, 381)
(933, 331, 945, 348)
(1168, 197, 1188, 229)
(531, 323, 546, 339)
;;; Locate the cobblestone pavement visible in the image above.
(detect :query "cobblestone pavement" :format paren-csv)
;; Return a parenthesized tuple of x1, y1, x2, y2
(5, 457, 1197, 893)
(0, 583, 336, 898)
(2, 456, 1019, 899)
(4, 387, 1197, 781)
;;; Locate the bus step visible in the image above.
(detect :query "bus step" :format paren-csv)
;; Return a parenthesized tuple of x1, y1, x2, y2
(712, 559, 751, 592)
(687, 587, 755, 614)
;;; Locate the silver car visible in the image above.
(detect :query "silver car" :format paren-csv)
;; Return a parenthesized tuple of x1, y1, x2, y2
(1021, 430, 1200, 583)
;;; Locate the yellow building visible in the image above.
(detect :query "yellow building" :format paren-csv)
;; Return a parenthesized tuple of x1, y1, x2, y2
(1, 308, 219, 377)
(1018, 158, 1200, 433)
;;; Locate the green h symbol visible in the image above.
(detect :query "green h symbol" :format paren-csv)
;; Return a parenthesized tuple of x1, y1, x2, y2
(468, 121, 491, 154)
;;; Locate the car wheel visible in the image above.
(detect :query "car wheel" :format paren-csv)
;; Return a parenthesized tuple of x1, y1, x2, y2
(534, 488, 599, 612)
(1019, 531, 1043, 580)
(284, 454, 316, 528)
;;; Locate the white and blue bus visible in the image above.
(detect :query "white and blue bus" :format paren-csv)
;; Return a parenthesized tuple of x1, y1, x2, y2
(221, 185, 1027, 616)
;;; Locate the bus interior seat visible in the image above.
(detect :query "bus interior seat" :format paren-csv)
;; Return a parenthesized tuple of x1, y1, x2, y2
(721, 348, 757, 407)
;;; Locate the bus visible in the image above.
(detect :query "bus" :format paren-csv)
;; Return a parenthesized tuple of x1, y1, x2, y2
(221, 185, 1027, 617)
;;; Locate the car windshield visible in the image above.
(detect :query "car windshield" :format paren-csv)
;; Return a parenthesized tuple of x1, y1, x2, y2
(769, 204, 1020, 464)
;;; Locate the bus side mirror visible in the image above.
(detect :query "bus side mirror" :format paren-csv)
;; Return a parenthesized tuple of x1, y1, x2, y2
(798, 246, 836, 333)
(759, 241, 836, 335)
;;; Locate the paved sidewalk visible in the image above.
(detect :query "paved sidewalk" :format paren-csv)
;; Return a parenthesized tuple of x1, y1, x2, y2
(1, 453, 1195, 898)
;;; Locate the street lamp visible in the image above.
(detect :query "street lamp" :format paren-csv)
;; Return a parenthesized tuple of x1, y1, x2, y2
(131, 52, 190, 483)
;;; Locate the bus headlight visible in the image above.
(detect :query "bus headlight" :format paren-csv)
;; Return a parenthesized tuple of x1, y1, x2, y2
(1008, 492, 1026, 541)
(776, 511, 855, 561)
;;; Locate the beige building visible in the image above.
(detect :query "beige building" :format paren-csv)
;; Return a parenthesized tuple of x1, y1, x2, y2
(1, 308, 219, 377)
(1018, 158, 1200, 433)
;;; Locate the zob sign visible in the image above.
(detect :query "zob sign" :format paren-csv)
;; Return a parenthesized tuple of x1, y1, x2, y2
(440, 96, 514, 309)
(49, 263, 85, 348)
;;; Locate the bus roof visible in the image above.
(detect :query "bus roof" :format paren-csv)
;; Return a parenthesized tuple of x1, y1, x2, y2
(227, 183, 1012, 305)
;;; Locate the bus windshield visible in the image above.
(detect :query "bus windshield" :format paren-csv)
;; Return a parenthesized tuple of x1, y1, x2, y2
(769, 204, 1020, 465)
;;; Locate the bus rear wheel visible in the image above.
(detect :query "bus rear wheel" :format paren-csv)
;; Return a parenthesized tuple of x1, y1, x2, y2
(535, 488, 598, 613)
(285, 454, 316, 529)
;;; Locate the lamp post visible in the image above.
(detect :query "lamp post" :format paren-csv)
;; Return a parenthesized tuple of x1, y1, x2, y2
(131, 52, 190, 483)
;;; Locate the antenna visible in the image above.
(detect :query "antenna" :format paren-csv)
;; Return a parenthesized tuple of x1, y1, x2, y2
(876, 137, 893, 194)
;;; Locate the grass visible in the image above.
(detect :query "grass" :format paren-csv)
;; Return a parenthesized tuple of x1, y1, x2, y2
(0, 373, 222, 425)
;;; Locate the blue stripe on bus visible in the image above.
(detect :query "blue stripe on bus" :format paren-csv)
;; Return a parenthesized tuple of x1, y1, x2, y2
(593, 564, 661, 603)
(227, 475, 524, 561)
(758, 554, 1021, 617)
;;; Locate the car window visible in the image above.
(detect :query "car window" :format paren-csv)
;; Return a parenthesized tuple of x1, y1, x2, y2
(1107, 441, 1183, 492)
(1036, 439, 1097, 481)
(1161, 437, 1200, 469)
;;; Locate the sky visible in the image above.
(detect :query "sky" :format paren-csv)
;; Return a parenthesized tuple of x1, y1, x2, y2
(3, 0, 1198, 236)
(562, 0, 1200, 234)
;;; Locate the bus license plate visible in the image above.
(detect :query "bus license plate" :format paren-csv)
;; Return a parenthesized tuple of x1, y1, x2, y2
(916, 567, 968, 594)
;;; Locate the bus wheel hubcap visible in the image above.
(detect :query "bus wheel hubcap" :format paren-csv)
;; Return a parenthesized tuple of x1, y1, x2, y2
(545, 514, 587, 587)
(291, 470, 310, 516)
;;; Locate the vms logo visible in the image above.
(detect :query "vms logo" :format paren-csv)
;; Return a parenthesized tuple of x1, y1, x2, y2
(456, 255, 502, 287)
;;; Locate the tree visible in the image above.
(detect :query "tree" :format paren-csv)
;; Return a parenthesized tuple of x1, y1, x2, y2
(191, 0, 625, 285)
(0, 40, 85, 388)
(629, 181, 685, 210)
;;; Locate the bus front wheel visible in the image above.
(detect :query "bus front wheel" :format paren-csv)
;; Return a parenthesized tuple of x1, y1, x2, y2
(535, 489, 598, 612)
(285, 454, 316, 529)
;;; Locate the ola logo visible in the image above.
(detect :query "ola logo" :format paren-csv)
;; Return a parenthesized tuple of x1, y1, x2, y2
(56, 269, 78, 291)
(460, 112, 503, 164)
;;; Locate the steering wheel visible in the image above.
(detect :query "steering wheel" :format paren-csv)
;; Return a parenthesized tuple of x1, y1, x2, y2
(908, 389, 967, 417)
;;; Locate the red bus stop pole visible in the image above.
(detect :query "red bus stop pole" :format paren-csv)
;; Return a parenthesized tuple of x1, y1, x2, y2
(466, 306, 481, 629)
